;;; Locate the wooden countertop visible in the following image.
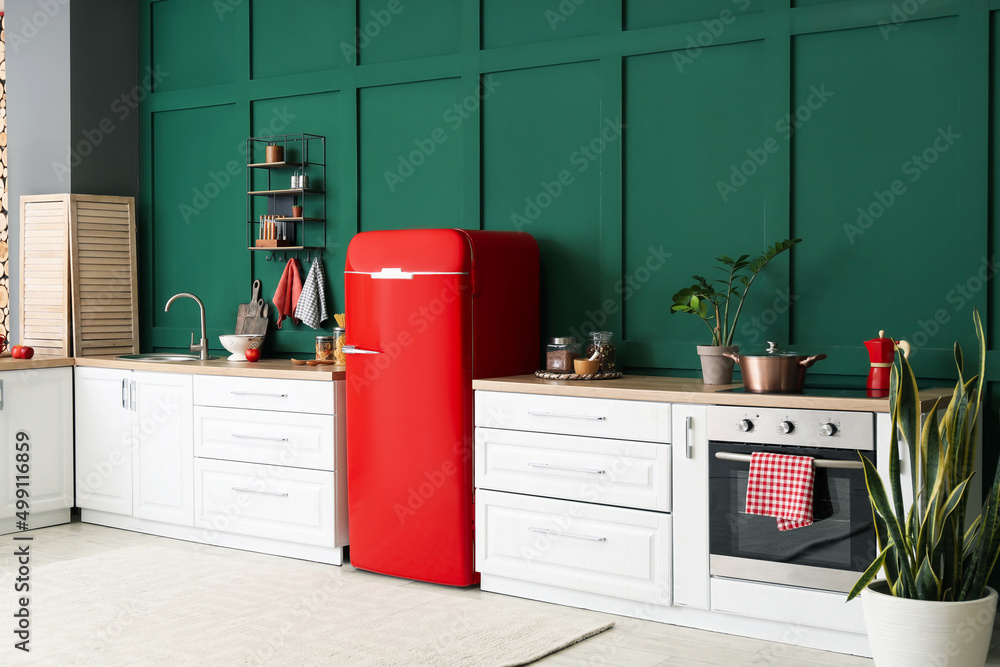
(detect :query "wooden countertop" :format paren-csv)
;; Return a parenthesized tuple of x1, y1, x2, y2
(74, 356, 345, 381)
(472, 374, 953, 412)
(0, 355, 75, 371)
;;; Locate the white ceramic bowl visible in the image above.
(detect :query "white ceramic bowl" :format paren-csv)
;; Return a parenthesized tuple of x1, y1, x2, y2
(219, 334, 264, 361)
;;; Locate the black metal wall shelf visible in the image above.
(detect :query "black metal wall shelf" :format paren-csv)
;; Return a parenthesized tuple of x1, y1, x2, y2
(245, 133, 326, 262)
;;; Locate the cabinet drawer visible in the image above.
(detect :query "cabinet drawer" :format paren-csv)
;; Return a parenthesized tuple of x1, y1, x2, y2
(195, 407, 335, 471)
(475, 391, 669, 443)
(475, 428, 670, 511)
(194, 459, 336, 547)
(476, 490, 671, 605)
(194, 375, 334, 415)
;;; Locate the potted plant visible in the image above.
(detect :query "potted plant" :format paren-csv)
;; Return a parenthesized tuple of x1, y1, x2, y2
(848, 311, 1000, 666)
(670, 238, 800, 384)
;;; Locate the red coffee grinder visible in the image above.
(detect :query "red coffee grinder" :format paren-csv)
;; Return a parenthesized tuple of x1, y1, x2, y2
(864, 330, 910, 397)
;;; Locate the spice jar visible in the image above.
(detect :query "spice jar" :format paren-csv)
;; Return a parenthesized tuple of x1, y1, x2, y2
(586, 331, 616, 372)
(332, 327, 346, 365)
(546, 337, 580, 373)
(316, 335, 336, 361)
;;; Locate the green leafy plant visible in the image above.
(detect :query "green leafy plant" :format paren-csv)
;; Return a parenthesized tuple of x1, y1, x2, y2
(670, 238, 801, 346)
(847, 311, 1000, 602)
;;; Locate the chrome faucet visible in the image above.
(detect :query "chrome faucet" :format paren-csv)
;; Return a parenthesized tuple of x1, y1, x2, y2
(165, 292, 209, 360)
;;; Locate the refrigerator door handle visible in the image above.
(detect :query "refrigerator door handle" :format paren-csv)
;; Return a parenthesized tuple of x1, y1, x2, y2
(342, 345, 382, 355)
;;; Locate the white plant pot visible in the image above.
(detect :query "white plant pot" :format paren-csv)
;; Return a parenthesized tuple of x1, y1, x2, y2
(696, 345, 738, 385)
(861, 580, 997, 667)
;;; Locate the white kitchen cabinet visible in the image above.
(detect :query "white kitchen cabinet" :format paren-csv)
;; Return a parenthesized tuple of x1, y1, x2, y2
(75, 367, 133, 515)
(670, 403, 710, 610)
(475, 390, 672, 616)
(75, 367, 194, 527)
(0, 366, 74, 534)
(131, 372, 194, 526)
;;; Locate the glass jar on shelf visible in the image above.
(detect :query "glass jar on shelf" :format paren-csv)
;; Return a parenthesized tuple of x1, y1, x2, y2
(545, 337, 581, 373)
(586, 331, 616, 372)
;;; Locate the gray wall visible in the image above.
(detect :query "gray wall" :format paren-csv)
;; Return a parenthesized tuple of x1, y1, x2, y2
(6, 0, 137, 343)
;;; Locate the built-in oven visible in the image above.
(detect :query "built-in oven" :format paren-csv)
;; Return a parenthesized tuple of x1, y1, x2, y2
(706, 405, 877, 594)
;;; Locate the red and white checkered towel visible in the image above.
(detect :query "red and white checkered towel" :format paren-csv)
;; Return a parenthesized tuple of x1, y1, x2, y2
(745, 452, 815, 531)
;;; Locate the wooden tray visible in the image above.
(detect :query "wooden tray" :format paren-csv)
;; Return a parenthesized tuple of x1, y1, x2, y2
(534, 370, 623, 381)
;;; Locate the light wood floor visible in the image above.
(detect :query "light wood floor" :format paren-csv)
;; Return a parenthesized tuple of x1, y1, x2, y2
(5, 520, 1000, 666)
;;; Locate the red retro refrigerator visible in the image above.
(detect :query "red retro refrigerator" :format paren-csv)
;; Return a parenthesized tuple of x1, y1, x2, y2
(343, 229, 539, 586)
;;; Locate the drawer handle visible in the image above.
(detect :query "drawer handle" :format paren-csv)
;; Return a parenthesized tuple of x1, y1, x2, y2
(685, 416, 693, 459)
(528, 462, 606, 475)
(526, 410, 606, 421)
(230, 391, 289, 398)
(231, 433, 289, 442)
(231, 486, 289, 497)
(528, 527, 607, 542)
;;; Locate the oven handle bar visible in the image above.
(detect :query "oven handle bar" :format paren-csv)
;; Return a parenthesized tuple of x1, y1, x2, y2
(713, 451, 863, 469)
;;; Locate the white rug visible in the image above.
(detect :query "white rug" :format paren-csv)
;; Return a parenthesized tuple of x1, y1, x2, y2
(4, 545, 613, 666)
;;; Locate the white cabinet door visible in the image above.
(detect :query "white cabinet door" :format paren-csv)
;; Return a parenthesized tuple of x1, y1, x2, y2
(132, 371, 194, 526)
(0, 367, 74, 520)
(75, 367, 134, 515)
(671, 403, 710, 609)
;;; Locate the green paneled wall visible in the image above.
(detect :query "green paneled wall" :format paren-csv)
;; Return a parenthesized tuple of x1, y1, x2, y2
(139, 0, 998, 384)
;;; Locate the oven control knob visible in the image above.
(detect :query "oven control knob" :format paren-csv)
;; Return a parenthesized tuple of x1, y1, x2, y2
(820, 422, 838, 437)
(779, 420, 795, 435)
(737, 419, 754, 433)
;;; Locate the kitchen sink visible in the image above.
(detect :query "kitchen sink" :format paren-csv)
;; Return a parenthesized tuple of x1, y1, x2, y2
(115, 353, 218, 362)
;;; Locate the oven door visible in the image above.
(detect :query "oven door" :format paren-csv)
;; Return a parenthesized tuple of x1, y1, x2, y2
(708, 441, 876, 593)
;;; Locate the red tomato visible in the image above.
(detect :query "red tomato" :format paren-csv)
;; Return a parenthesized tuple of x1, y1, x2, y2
(244, 348, 261, 362)
(20, 346, 34, 360)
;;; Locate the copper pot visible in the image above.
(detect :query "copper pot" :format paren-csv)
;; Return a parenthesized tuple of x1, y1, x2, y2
(723, 341, 827, 393)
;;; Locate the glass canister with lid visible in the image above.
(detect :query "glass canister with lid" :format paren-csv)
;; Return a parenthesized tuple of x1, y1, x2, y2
(545, 337, 581, 372)
(586, 331, 617, 372)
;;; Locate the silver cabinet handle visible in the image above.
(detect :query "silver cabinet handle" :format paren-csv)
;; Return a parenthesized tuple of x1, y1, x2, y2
(231, 433, 288, 442)
(231, 487, 289, 497)
(230, 391, 288, 398)
(130, 380, 137, 412)
(342, 345, 381, 355)
(685, 416, 693, 459)
(713, 451, 863, 469)
(0, 378, 4, 411)
(526, 411, 606, 421)
(528, 462, 606, 474)
(528, 526, 606, 541)
(122, 378, 128, 409)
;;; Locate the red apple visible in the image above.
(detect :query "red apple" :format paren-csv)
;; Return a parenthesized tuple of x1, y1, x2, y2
(20, 346, 33, 360)
(245, 348, 261, 362)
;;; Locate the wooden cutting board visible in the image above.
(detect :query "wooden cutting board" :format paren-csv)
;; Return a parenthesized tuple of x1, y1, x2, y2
(242, 299, 269, 336)
(235, 280, 262, 334)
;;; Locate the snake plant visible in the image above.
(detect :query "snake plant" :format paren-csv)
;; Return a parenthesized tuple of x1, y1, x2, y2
(847, 311, 1000, 602)
(670, 238, 801, 346)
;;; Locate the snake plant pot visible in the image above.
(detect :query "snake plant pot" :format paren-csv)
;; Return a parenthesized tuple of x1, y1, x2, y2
(861, 581, 997, 667)
(697, 345, 738, 385)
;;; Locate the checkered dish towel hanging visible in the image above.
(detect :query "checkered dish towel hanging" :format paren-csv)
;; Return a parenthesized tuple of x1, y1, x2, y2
(295, 257, 329, 329)
(745, 452, 815, 531)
